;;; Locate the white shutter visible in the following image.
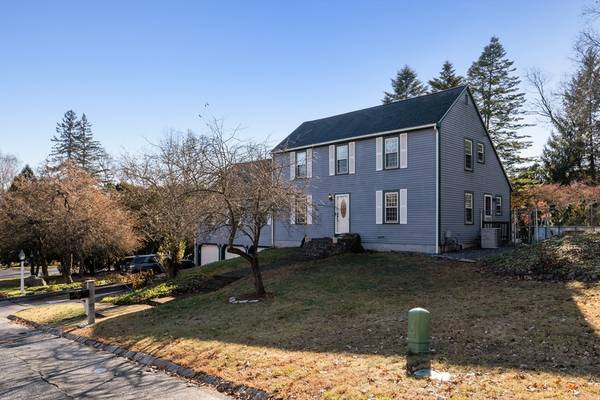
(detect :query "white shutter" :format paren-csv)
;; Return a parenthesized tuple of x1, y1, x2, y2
(348, 141, 355, 174)
(328, 145, 335, 176)
(375, 190, 383, 224)
(289, 152, 296, 180)
(400, 188, 407, 224)
(307, 148, 313, 178)
(400, 133, 407, 169)
(290, 200, 295, 225)
(267, 214, 272, 225)
(375, 137, 383, 171)
(306, 194, 313, 225)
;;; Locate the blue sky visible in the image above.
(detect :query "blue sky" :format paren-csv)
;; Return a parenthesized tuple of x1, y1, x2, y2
(0, 0, 589, 168)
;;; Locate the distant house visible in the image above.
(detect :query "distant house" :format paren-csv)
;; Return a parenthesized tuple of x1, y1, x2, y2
(195, 86, 511, 264)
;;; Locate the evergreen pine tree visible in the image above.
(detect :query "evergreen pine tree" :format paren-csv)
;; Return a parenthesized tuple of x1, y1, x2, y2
(49, 111, 111, 181)
(382, 65, 428, 104)
(429, 61, 465, 92)
(50, 110, 80, 164)
(467, 37, 531, 176)
(75, 113, 106, 176)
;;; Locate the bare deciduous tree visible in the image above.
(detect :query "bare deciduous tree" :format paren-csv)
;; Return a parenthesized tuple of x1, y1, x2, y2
(191, 121, 302, 297)
(120, 131, 207, 278)
(0, 152, 20, 192)
(121, 120, 303, 296)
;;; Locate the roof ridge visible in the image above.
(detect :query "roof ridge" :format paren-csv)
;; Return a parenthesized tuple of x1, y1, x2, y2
(303, 85, 467, 124)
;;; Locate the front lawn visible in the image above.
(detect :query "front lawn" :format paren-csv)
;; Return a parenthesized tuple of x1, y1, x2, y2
(102, 247, 300, 305)
(49, 252, 600, 399)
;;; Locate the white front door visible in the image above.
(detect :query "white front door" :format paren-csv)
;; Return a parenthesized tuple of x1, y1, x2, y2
(483, 194, 493, 222)
(335, 194, 350, 234)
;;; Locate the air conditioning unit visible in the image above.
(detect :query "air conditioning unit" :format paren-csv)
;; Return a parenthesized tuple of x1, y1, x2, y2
(481, 227, 500, 249)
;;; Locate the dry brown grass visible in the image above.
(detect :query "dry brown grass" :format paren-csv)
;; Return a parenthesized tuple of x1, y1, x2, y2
(19, 252, 600, 399)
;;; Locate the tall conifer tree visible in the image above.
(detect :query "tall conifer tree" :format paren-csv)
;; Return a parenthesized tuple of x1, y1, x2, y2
(467, 37, 531, 175)
(382, 65, 428, 104)
(429, 61, 465, 92)
(50, 110, 80, 164)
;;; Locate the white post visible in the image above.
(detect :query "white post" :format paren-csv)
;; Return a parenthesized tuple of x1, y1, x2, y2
(86, 280, 96, 324)
(19, 249, 25, 296)
(20, 260, 25, 295)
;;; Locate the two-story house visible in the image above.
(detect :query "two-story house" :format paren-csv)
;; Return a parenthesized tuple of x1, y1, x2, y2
(195, 86, 511, 264)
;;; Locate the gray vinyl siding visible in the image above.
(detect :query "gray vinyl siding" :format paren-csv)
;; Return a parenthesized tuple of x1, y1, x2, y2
(439, 90, 511, 246)
(274, 128, 437, 253)
(197, 225, 272, 249)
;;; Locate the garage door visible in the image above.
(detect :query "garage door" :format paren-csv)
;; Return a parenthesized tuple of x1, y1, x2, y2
(224, 246, 245, 260)
(200, 244, 220, 266)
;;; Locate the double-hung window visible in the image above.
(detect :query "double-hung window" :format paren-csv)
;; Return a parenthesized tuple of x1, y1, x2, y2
(384, 191, 399, 223)
(384, 137, 399, 169)
(477, 142, 485, 163)
(495, 195, 503, 216)
(295, 151, 307, 178)
(464, 191, 474, 224)
(295, 196, 307, 224)
(336, 144, 349, 174)
(464, 139, 473, 171)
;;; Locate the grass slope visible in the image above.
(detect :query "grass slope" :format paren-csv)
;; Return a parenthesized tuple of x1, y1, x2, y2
(486, 232, 600, 281)
(102, 248, 299, 305)
(72, 252, 600, 400)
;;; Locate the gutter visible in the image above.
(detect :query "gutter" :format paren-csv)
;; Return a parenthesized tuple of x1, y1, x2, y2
(272, 123, 437, 153)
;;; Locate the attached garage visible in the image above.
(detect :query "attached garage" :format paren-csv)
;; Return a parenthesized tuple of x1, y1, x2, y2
(200, 244, 220, 266)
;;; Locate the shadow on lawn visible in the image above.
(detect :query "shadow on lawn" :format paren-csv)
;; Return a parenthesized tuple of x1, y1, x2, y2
(89, 253, 600, 378)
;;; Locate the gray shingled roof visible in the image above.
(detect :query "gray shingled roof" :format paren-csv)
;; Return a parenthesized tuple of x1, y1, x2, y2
(274, 85, 467, 151)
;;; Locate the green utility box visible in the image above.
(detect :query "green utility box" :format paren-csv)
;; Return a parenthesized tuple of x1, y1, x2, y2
(407, 307, 431, 354)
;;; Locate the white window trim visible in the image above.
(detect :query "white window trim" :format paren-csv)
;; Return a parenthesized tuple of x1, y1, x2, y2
(495, 195, 503, 216)
(484, 193, 493, 221)
(384, 191, 399, 224)
(335, 143, 349, 175)
(476, 142, 485, 164)
(295, 150, 307, 179)
(464, 139, 473, 171)
(464, 192, 474, 225)
(384, 137, 399, 169)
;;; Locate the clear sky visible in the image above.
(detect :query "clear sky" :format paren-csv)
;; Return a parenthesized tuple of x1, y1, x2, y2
(0, 0, 590, 168)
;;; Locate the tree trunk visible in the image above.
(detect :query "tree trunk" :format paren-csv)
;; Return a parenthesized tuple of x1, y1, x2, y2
(41, 259, 49, 279)
(62, 254, 74, 284)
(165, 258, 178, 278)
(249, 257, 266, 297)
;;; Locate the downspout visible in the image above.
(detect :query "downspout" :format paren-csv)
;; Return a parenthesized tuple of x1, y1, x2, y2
(435, 124, 441, 254)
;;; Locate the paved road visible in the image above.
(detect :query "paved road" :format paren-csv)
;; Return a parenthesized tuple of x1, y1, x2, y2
(0, 301, 230, 399)
(0, 266, 60, 280)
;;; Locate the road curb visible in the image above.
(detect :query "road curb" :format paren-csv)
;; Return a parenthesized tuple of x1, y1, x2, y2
(7, 314, 270, 400)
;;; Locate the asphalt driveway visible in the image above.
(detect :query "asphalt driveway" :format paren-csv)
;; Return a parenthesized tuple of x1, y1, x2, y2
(0, 300, 230, 399)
